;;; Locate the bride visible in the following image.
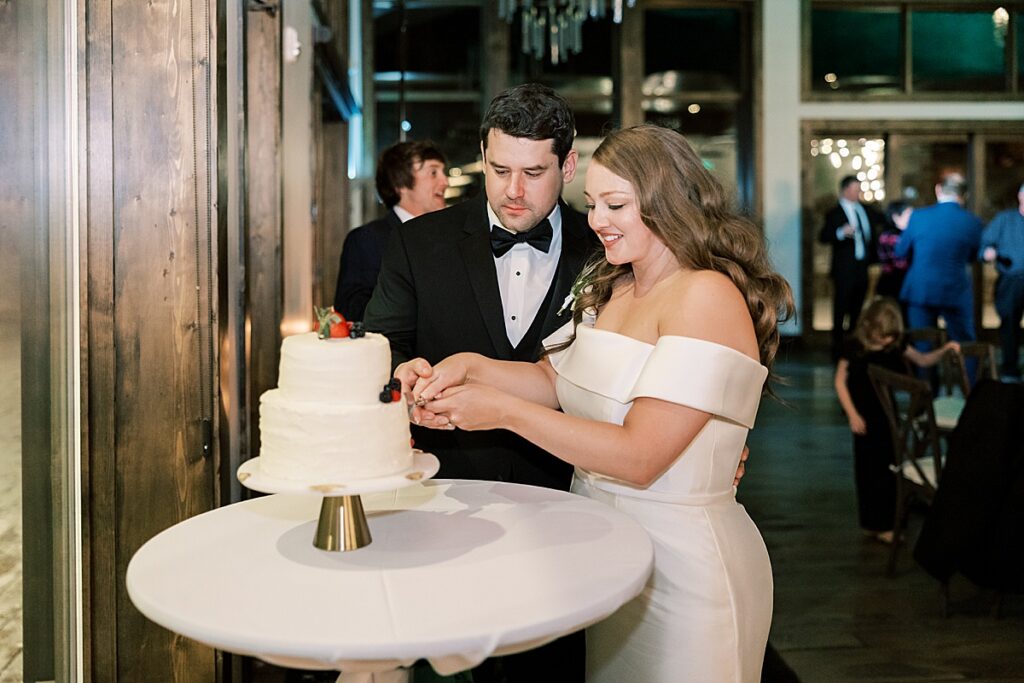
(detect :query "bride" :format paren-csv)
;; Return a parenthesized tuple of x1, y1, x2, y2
(398, 124, 793, 682)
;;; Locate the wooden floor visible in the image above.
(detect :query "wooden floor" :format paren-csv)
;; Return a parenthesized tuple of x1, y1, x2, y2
(0, 301, 22, 681)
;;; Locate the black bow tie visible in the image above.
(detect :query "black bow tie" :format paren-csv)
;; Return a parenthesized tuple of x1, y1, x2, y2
(490, 219, 553, 257)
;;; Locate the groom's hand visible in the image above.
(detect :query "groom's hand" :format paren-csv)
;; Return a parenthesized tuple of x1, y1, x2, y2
(733, 445, 750, 488)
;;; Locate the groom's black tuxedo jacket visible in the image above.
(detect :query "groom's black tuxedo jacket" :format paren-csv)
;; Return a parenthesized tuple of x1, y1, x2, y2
(364, 193, 597, 490)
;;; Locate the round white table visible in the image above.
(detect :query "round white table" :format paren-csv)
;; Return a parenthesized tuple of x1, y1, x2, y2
(126, 479, 653, 681)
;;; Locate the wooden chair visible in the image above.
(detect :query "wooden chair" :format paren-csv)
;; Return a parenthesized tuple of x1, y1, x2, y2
(932, 344, 998, 434)
(934, 348, 968, 432)
(949, 342, 999, 395)
(905, 327, 948, 349)
(868, 365, 944, 577)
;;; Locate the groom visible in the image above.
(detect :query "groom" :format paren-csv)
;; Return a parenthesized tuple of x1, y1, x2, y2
(365, 83, 596, 491)
(363, 83, 594, 681)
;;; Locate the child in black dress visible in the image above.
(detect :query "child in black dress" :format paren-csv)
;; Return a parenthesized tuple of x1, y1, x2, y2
(833, 297, 958, 542)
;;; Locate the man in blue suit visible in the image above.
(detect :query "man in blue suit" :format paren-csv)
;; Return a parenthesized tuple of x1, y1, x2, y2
(895, 173, 983, 341)
(333, 140, 448, 320)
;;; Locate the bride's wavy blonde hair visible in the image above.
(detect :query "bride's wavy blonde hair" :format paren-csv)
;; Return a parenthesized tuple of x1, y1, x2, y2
(559, 125, 794, 385)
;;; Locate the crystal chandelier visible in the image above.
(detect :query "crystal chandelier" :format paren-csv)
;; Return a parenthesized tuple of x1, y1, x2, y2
(497, 0, 637, 65)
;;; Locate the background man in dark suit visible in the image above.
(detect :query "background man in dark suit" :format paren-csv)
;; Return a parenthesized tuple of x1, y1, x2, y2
(364, 83, 594, 682)
(333, 140, 448, 320)
(896, 172, 982, 342)
(819, 175, 882, 360)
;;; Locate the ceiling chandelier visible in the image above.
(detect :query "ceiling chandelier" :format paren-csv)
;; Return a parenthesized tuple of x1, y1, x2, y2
(497, 0, 637, 64)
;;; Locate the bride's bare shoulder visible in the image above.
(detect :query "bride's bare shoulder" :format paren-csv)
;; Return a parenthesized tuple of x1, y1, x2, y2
(667, 269, 744, 308)
(660, 271, 758, 358)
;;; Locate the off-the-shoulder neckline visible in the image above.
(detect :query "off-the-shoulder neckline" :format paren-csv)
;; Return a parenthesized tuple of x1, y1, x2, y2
(581, 324, 764, 367)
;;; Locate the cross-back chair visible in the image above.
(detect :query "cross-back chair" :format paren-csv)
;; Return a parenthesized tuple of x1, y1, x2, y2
(868, 364, 945, 576)
(933, 348, 969, 432)
(905, 327, 948, 349)
(932, 344, 998, 434)
(943, 342, 999, 397)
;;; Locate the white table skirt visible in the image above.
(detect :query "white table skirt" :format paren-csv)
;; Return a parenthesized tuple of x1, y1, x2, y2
(126, 479, 654, 677)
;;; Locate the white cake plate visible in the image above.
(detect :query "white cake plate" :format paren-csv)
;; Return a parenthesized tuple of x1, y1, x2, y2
(236, 451, 439, 552)
(237, 451, 439, 496)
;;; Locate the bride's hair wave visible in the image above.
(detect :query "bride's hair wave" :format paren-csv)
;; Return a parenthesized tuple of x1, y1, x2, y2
(556, 125, 794, 391)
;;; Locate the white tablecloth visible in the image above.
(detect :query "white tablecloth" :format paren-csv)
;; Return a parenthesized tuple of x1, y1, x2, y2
(126, 479, 653, 677)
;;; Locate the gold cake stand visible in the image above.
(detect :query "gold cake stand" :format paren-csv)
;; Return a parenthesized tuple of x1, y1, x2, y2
(236, 450, 440, 552)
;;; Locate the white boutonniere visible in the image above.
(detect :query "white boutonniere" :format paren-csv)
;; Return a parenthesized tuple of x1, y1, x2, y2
(557, 261, 599, 316)
(556, 293, 574, 317)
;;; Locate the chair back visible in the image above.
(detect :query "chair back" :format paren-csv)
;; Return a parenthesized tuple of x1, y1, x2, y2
(867, 364, 943, 497)
(960, 341, 998, 384)
(905, 327, 947, 348)
(942, 342, 998, 397)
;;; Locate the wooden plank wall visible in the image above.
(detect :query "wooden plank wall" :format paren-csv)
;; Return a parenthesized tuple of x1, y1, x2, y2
(245, 3, 283, 466)
(84, 0, 218, 680)
(316, 0, 351, 311)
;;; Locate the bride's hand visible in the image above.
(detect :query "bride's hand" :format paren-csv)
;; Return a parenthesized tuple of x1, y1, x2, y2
(428, 384, 513, 432)
(394, 358, 436, 425)
(411, 355, 470, 407)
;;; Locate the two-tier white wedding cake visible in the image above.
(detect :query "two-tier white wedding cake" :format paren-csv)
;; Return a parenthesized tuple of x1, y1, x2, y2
(258, 331, 412, 482)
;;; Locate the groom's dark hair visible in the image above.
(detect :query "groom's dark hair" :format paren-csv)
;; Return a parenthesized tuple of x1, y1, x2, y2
(480, 83, 576, 166)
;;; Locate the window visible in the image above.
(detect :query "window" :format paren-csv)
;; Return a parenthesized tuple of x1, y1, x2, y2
(1018, 9, 1024, 92)
(374, 5, 481, 89)
(912, 10, 1005, 92)
(367, 1, 759, 210)
(648, 102, 740, 200)
(643, 5, 752, 208)
(807, 2, 1024, 97)
(810, 8, 901, 93)
(373, 3, 482, 170)
(646, 7, 741, 91)
(375, 100, 482, 173)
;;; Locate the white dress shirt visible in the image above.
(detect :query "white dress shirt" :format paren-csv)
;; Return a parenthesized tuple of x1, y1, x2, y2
(487, 203, 563, 348)
(838, 197, 870, 261)
(392, 205, 415, 223)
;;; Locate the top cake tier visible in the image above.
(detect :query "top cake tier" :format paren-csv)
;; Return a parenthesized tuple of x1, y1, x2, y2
(277, 331, 392, 404)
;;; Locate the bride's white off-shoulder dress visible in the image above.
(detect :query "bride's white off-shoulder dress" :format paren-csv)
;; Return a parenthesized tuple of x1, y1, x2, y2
(548, 322, 773, 682)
